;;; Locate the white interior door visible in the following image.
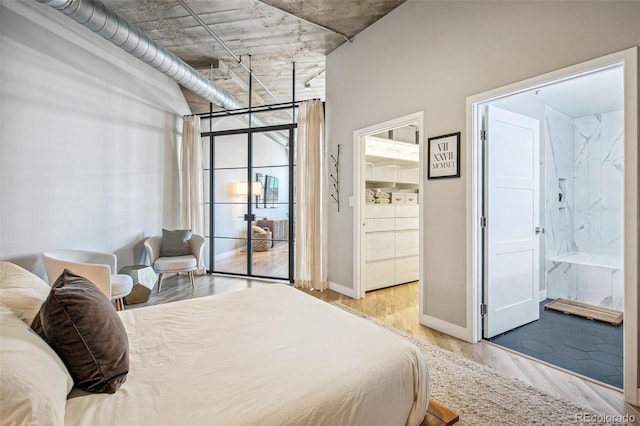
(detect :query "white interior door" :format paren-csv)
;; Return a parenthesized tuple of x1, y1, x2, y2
(484, 105, 540, 338)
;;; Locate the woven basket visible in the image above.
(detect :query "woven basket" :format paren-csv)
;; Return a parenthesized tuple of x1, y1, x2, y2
(253, 227, 272, 252)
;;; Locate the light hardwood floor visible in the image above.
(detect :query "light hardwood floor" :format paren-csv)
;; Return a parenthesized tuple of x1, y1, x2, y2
(128, 274, 640, 419)
(212, 242, 290, 278)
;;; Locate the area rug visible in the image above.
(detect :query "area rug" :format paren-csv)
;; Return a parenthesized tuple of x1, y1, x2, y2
(332, 302, 624, 426)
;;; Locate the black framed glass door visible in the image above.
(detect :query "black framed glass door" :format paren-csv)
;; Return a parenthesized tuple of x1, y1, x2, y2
(202, 123, 295, 281)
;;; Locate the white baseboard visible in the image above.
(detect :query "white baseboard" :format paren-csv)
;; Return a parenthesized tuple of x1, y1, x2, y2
(329, 280, 357, 298)
(539, 289, 548, 302)
(420, 314, 474, 343)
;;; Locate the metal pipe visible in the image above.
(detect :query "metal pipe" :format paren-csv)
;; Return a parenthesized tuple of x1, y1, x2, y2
(35, 0, 289, 146)
(304, 69, 325, 88)
(36, 0, 244, 110)
(177, 0, 280, 104)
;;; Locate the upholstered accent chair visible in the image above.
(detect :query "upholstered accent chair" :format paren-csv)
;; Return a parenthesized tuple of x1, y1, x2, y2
(42, 250, 133, 311)
(144, 233, 205, 292)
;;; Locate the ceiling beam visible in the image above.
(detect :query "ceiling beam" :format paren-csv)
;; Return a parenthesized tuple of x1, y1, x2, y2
(177, 0, 281, 103)
(256, 0, 353, 43)
(217, 61, 268, 107)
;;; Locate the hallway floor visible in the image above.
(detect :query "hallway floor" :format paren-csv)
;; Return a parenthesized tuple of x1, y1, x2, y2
(489, 299, 623, 388)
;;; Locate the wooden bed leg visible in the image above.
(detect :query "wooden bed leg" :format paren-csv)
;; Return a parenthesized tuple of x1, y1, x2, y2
(420, 399, 459, 426)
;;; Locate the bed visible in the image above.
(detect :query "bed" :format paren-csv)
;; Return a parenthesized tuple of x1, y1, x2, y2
(0, 262, 430, 426)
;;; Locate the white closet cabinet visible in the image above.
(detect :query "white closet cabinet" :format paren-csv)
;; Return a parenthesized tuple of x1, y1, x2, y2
(364, 205, 419, 291)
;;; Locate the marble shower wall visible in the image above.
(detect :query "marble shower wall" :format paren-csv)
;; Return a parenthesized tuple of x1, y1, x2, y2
(544, 107, 624, 258)
(573, 110, 624, 257)
(545, 107, 624, 309)
(544, 106, 575, 258)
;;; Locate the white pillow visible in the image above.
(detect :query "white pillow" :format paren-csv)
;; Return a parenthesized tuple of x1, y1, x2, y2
(0, 262, 50, 324)
(0, 305, 73, 426)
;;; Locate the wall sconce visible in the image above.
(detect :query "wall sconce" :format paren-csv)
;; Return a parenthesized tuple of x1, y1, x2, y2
(236, 181, 262, 195)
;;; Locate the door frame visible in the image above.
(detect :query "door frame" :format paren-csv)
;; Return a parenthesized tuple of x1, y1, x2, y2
(352, 111, 424, 299)
(466, 47, 638, 404)
(202, 123, 296, 282)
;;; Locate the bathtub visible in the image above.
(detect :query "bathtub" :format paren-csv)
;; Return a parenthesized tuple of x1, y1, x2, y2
(546, 253, 624, 311)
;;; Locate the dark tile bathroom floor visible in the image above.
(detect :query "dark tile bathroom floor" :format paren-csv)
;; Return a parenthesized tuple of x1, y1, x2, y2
(489, 299, 623, 388)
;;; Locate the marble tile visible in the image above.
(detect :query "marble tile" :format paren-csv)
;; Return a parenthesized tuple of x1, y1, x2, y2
(544, 106, 574, 260)
(587, 160, 603, 209)
(546, 260, 575, 300)
(544, 108, 624, 310)
(600, 210, 624, 256)
(601, 163, 624, 212)
(545, 215, 560, 255)
(575, 264, 612, 308)
(611, 269, 624, 311)
(573, 208, 591, 253)
(600, 110, 624, 165)
(574, 115, 600, 166)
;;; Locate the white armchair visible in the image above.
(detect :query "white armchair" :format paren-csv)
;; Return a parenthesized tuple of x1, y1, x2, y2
(42, 250, 133, 311)
(144, 234, 205, 292)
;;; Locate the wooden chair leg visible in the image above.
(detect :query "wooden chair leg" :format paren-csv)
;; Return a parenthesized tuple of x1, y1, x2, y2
(157, 273, 163, 292)
(114, 298, 123, 311)
(189, 271, 195, 290)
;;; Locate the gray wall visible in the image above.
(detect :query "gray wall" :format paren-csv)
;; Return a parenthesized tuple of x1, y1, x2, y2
(325, 0, 640, 327)
(0, 1, 191, 278)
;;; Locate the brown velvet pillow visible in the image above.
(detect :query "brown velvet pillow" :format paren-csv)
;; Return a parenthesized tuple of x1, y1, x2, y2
(31, 269, 129, 393)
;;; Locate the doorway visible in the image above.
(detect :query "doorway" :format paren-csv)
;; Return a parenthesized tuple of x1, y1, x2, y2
(470, 54, 634, 391)
(353, 111, 424, 302)
(201, 120, 295, 282)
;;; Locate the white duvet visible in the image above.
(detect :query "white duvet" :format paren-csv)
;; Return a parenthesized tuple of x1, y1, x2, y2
(64, 284, 429, 426)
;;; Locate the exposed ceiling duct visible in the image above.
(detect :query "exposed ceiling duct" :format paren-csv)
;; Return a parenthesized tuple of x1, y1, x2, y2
(35, 0, 290, 147)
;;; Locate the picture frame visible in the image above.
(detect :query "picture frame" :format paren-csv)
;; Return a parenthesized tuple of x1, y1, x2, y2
(255, 172, 279, 208)
(427, 132, 460, 179)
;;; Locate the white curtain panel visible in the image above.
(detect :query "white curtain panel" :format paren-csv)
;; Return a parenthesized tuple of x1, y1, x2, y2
(295, 100, 328, 290)
(181, 116, 205, 269)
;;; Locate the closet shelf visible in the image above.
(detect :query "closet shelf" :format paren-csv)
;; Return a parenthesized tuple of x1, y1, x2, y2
(365, 154, 418, 167)
(366, 179, 419, 186)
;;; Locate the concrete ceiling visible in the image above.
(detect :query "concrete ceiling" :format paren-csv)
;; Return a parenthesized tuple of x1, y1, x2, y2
(99, 0, 405, 114)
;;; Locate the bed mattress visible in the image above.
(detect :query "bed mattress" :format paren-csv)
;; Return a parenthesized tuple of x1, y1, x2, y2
(64, 284, 429, 426)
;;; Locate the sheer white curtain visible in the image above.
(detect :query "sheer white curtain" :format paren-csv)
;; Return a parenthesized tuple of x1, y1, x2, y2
(181, 116, 205, 269)
(295, 100, 328, 290)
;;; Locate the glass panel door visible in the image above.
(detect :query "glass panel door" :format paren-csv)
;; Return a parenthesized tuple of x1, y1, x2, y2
(251, 129, 293, 279)
(205, 124, 295, 281)
(210, 133, 251, 275)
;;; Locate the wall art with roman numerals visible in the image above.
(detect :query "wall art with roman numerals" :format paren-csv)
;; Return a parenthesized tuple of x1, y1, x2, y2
(427, 132, 460, 179)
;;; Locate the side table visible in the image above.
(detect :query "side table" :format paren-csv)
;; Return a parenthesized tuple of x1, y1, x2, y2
(119, 265, 157, 305)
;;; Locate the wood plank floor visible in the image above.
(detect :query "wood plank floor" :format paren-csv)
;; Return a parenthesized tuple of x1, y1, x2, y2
(212, 242, 290, 279)
(127, 274, 640, 419)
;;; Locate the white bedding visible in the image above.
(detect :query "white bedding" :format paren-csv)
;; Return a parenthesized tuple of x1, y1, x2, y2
(64, 284, 429, 426)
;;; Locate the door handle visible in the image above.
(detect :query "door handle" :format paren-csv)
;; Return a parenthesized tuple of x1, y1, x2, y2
(535, 227, 545, 234)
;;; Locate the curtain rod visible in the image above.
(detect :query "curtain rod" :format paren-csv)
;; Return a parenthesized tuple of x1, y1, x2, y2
(186, 99, 323, 119)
